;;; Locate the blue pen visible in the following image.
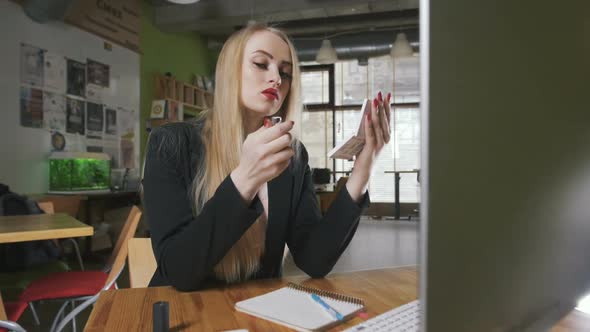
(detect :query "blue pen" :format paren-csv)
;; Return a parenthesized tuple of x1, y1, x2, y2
(310, 293, 344, 321)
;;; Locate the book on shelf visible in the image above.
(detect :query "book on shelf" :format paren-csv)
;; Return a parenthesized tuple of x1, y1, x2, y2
(150, 99, 183, 121)
(150, 100, 166, 119)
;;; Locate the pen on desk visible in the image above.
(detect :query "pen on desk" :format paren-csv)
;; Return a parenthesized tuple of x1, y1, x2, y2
(310, 293, 344, 321)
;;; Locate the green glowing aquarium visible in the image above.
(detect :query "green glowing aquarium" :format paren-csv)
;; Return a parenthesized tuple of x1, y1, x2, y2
(49, 152, 111, 194)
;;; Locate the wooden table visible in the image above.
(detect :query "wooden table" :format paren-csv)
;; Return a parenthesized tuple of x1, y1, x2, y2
(84, 265, 589, 331)
(85, 266, 418, 331)
(0, 213, 93, 244)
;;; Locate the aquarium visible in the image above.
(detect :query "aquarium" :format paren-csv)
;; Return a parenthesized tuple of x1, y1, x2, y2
(49, 152, 111, 193)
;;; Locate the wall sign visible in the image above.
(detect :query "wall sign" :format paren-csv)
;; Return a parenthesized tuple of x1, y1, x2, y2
(65, 0, 140, 53)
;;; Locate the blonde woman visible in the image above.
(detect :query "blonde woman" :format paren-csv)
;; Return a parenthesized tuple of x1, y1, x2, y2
(142, 23, 392, 291)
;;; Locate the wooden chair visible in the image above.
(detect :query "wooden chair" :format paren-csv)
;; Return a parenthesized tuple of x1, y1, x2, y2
(318, 176, 349, 214)
(0, 293, 26, 332)
(37, 201, 54, 214)
(37, 195, 84, 221)
(0, 201, 73, 327)
(37, 201, 85, 271)
(19, 206, 142, 332)
(127, 238, 157, 288)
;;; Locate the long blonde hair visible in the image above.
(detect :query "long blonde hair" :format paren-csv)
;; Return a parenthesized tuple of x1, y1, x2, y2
(193, 24, 302, 283)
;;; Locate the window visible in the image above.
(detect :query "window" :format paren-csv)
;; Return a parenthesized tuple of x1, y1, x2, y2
(300, 55, 421, 204)
(300, 110, 333, 169)
(301, 71, 330, 104)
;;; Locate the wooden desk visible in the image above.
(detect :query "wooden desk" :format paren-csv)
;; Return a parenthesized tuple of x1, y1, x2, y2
(85, 266, 418, 331)
(0, 213, 93, 244)
(85, 264, 590, 331)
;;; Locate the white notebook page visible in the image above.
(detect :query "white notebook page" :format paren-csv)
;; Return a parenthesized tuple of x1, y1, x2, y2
(235, 287, 363, 332)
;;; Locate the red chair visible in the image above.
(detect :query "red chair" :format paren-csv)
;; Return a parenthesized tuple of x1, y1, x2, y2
(19, 205, 142, 332)
(0, 294, 26, 332)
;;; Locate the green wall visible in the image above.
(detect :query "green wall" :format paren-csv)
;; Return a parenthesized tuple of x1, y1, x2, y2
(140, 2, 212, 162)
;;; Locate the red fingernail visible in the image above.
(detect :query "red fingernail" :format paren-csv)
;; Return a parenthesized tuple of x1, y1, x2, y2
(378, 91, 382, 102)
(386, 92, 391, 103)
(264, 118, 271, 127)
(373, 98, 378, 108)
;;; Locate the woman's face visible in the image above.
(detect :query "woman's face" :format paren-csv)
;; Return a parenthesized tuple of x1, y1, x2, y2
(241, 30, 293, 118)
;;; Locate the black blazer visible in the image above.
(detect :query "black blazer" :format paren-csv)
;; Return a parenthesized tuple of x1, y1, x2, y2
(142, 121, 369, 291)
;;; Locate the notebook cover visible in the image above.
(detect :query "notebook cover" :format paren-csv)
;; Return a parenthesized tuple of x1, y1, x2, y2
(327, 99, 371, 160)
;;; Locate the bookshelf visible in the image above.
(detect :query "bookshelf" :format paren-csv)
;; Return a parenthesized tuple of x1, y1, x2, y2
(147, 74, 214, 131)
(155, 74, 213, 111)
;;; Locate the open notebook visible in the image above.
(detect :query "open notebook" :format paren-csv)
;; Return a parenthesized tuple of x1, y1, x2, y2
(235, 282, 365, 332)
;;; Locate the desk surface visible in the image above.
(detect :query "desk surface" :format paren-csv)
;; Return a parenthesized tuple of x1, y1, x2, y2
(85, 265, 589, 332)
(85, 266, 418, 331)
(0, 213, 93, 244)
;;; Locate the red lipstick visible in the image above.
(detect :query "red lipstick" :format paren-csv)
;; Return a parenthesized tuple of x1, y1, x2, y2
(262, 88, 278, 100)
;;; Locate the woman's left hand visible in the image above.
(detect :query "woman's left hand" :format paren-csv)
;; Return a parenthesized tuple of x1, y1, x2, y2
(356, 91, 391, 169)
(346, 91, 392, 202)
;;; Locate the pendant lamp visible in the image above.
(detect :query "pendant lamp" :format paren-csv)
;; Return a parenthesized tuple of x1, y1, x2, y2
(390, 32, 413, 58)
(316, 39, 338, 64)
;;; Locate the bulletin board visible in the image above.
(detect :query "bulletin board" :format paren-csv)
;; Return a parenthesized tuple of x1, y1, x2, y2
(0, 1, 140, 194)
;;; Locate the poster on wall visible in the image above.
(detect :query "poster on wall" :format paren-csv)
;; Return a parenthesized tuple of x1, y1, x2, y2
(44, 52, 66, 93)
(105, 107, 118, 136)
(61, 132, 87, 152)
(103, 140, 120, 169)
(20, 86, 44, 128)
(120, 137, 135, 169)
(66, 97, 85, 135)
(86, 84, 103, 103)
(66, 59, 86, 97)
(43, 91, 66, 131)
(20, 43, 44, 87)
(87, 59, 110, 87)
(86, 142, 103, 153)
(86, 102, 104, 139)
(118, 107, 136, 136)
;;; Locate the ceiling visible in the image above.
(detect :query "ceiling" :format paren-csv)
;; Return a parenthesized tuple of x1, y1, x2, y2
(149, 0, 420, 61)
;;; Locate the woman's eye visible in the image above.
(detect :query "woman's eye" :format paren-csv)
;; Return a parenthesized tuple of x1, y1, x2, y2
(254, 62, 267, 69)
(280, 72, 292, 80)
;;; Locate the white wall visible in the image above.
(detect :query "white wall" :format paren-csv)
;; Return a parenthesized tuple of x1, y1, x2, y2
(0, 1, 140, 194)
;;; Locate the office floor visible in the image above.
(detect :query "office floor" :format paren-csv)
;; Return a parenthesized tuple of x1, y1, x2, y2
(15, 217, 419, 331)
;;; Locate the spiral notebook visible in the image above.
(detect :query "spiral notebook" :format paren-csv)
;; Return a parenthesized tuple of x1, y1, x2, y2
(235, 282, 365, 332)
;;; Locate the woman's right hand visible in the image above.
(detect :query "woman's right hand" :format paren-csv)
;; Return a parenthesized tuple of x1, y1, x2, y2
(231, 120, 295, 203)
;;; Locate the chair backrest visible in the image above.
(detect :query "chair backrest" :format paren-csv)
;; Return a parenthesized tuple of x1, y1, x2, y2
(0, 294, 24, 331)
(335, 176, 349, 192)
(127, 238, 156, 288)
(104, 205, 142, 287)
(37, 195, 83, 218)
(37, 201, 55, 214)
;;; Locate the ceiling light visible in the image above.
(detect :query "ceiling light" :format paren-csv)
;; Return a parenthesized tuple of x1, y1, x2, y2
(390, 32, 413, 58)
(316, 39, 338, 64)
(167, 0, 200, 4)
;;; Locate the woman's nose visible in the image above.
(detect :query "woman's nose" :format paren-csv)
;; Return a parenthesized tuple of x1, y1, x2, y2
(268, 67, 282, 86)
